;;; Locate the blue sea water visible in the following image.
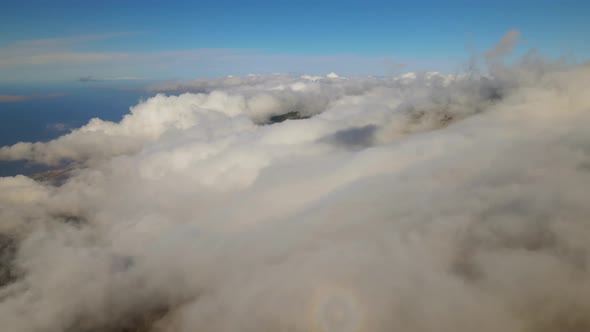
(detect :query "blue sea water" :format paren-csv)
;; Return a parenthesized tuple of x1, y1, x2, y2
(0, 82, 157, 177)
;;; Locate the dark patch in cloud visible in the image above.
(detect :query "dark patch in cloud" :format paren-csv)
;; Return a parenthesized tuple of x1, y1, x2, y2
(322, 125, 378, 149)
(0, 234, 17, 288)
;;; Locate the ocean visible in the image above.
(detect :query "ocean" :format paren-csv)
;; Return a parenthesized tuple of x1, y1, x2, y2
(0, 82, 155, 177)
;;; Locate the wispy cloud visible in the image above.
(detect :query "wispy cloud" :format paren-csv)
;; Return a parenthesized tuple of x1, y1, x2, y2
(0, 94, 65, 103)
(0, 32, 135, 67)
(0, 52, 131, 66)
(78, 75, 144, 82)
(8, 32, 138, 49)
(46, 122, 72, 133)
(0, 33, 452, 81)
(485, 29, 523, 60)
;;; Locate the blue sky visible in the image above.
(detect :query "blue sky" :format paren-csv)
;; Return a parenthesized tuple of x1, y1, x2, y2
(1, 0, 589, 82)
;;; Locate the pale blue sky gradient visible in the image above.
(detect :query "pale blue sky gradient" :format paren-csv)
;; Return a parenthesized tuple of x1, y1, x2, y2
(1, 0, 588, 82)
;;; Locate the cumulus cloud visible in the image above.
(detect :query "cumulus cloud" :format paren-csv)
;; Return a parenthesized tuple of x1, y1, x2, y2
(326, 72, 341, 79)
(2, 32, 590, 332)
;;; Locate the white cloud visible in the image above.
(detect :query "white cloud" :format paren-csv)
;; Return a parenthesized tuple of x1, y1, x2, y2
(1, 33, 590, 332)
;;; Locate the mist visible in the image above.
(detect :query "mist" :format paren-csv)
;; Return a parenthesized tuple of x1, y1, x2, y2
(1, 31, 590, 332)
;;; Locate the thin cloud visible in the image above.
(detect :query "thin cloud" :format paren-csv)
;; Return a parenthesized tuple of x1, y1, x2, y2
(0, 32, 443, 80)
(78, 75, 144, 82)
(10, 32, 138, 49)
(0, 94, 64, 103)
(0, 52, 131, 66)
(485, 29, 523, 60)
(45, 123, 71, 133)
(78, 76, 100, 82)
(0, 32, 136, 67)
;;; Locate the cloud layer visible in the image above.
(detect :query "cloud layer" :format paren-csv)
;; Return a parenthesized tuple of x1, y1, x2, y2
(2, 33, 590, 332)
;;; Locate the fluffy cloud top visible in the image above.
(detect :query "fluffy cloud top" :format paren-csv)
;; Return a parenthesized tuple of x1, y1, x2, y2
(1, 32, 590, 332)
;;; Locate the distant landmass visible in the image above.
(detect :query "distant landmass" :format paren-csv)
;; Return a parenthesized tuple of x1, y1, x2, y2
(265, 111, 311, 124)
(29, 166, 74, 184)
